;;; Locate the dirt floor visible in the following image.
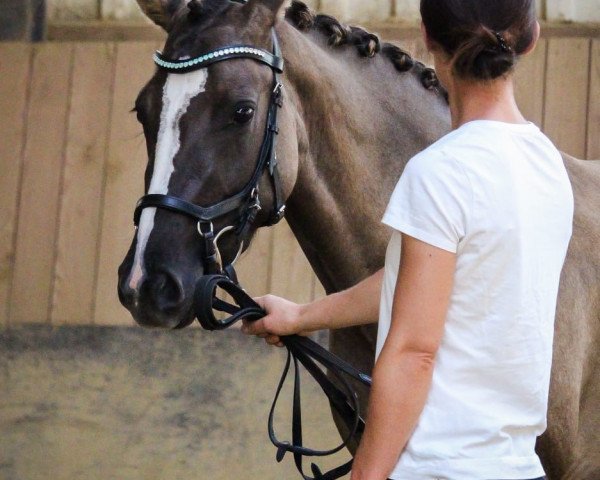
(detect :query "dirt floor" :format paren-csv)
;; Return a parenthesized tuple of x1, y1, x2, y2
(0, 325, 349, 480)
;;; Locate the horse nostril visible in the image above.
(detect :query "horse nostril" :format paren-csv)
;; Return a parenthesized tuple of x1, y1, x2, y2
(144, 270, 186, 314)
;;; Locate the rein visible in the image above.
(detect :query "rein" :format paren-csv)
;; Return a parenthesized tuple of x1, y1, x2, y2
(195, 274, 372, 480)
(133, 29, 372, 480)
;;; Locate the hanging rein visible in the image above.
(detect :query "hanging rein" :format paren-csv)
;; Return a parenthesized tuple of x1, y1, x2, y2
(133, 30, 372, 480)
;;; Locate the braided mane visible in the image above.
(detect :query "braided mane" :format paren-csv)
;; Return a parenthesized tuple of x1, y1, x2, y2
(184, 0, 444, 96)
(284, 1, 444, 95)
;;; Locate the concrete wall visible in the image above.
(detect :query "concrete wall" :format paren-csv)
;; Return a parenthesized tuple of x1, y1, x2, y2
(47, 0, 600, 23)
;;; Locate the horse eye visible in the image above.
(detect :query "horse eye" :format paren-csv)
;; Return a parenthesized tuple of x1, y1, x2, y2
(233, 106, 255, 124)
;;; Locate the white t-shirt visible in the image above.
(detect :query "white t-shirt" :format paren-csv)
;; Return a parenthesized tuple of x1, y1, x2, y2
(377, 120, 574, 480)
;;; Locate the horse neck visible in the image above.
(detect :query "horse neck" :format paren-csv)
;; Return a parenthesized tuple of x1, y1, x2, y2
(277, 23, 451, 292)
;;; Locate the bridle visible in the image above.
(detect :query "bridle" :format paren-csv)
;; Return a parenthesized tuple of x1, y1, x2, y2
(131, 28, 371, 480)
(134, 29, 287, 276)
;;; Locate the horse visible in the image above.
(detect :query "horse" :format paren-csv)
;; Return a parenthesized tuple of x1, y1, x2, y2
(116, 0, 600, 477)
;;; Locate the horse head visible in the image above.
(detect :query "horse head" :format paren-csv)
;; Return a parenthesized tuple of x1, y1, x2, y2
(118, 0, 299, 328)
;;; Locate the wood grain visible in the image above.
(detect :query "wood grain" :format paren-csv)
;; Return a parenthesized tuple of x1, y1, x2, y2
(515, 38, 548, 127)
(587, 39, 600, 160)
(94, 42, 158, 326)
(235, 227, 274, 297)
(50, 44, 116, 325)
(312, 275, 327, 301)
(544, 37, 591, 158)
(411, 37, 434, 67)
(269, 221, 314, 304)
(2, 32, 598, 326)
(0, 44, 32, 327)
(10, 43, 73, 324)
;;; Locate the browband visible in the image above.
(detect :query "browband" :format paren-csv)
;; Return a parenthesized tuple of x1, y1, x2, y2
(153, 45, 284, 74)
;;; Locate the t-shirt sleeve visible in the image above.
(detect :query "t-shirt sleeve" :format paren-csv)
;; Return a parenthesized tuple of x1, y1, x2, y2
(382, 152, 471, 253)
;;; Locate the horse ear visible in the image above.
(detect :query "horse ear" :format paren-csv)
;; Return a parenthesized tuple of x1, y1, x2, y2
(243, 0, 288, 19)
(135, 0, 187, 30)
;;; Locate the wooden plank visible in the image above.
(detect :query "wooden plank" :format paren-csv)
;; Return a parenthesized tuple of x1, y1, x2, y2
(46, 22, 600, 43)
(0, 43, 32, 327)
(319, 0, 392, 22)
(47, 0, 98, 21)
(50, 44, 116, 325)
(515, 38, 547, 127)
(546, 0, 600, 23)
(411, 37, 434, 67)
(543, 38, 591, 158)
(235, 227, 274, 297)
(94, 42, 158, 326)
(312, 275, 327, 301)
(48, 21, 167, 42)
(587, 39, 600, 160)
(269, 221, 314, 304)
(9, 43, 73, 325)
(101, 0, 148, 21)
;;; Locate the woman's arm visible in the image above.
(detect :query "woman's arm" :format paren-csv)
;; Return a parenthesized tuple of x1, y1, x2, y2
(241, 268, 383, 343)
(350, 234, 456, 480)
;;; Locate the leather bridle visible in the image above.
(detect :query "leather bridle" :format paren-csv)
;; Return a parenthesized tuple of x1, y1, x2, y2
(134, 29, 287, 276)
(131, 29, 372, 480)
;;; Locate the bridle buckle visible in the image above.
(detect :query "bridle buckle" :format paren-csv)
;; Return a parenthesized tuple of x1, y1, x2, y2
(273, 82, 284, 107)
(249, 187, 262, 211)
(273, 205, 286, 224)
(197, 221, 214, 238)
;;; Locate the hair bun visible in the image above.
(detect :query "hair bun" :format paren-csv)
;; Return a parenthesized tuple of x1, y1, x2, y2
(420, 0, 536, 81)
(453, 25, 516, 80)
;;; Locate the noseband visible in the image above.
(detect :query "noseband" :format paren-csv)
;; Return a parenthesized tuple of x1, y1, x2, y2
(134, 29, 286, 275)
(130, 29, 371, 480)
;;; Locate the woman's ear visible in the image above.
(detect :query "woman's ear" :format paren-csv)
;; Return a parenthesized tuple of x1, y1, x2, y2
(522, 21, 541, 56)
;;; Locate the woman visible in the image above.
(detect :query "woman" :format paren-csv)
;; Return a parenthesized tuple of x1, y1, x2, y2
(242, 1, 574, 478)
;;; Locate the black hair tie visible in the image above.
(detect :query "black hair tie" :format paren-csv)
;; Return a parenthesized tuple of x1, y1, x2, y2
(494, 31, 513, 54)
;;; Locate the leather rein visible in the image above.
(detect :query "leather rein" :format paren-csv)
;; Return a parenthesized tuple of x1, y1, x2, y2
(133, 30, 372, 480)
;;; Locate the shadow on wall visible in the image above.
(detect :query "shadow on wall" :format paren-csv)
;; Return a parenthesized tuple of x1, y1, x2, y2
(0, 325, 346, 480)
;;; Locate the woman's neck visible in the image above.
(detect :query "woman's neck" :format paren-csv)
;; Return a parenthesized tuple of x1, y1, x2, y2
(447, 76, 527, 129)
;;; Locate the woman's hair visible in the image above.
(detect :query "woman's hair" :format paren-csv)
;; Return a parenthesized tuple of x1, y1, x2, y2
(420, 0, 537, 80)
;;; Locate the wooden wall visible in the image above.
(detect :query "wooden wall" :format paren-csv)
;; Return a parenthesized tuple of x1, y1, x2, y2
(1, 34, 598, 327)
(47, 0, 600, 23)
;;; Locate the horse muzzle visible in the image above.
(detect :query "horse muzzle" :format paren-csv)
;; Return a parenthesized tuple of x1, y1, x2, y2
(118, 264, 196, 329)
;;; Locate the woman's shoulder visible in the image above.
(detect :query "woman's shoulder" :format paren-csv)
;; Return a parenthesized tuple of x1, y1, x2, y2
(411, 120, 560, 174)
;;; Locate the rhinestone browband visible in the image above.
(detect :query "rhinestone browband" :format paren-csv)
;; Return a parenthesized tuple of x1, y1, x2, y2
(153, 45, 283, 73)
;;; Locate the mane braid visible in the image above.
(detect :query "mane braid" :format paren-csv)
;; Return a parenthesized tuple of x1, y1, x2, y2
(284, 1, 445, 98)
(284, 0, 315, 30)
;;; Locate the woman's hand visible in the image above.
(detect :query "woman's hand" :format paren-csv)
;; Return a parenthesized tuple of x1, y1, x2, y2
(241, 269, 384, 347)
(241, 295, 306, 347)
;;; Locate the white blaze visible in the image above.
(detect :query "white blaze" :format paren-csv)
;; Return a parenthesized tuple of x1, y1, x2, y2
(128, 69, 209, 291)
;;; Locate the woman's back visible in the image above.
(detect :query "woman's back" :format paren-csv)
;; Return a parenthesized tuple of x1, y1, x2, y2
(378, 119, 573, 478)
